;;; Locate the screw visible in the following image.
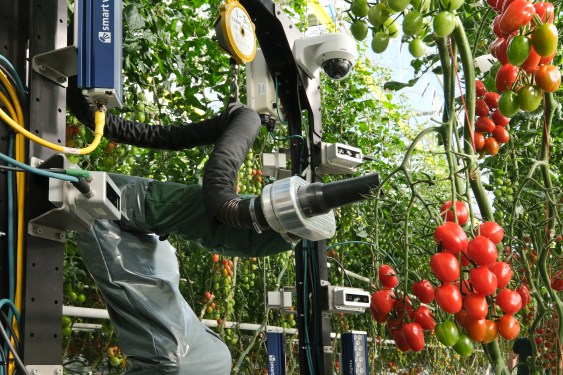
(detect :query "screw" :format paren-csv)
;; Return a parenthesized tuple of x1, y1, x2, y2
(55, 368, 63, 374)
(35, 227, 43, 234)
(57, 76, 67, 83)
(0, 231, 5, 237)
(58, 233, 66, 240)
(32, 369, 39, 375)
(39, 65, 46, 71)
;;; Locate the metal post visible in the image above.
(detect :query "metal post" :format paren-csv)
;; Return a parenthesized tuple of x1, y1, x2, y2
(20, 0, 67, 369)
(240, 1, 332, 373)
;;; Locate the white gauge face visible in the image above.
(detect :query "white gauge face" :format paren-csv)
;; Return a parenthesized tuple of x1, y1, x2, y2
(228, 6, 255, 57)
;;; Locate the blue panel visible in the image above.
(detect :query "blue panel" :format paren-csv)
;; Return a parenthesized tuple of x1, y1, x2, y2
(77, 0, 123, 107)
(266, 332, 286, 375)
(341, 332, 368, 375)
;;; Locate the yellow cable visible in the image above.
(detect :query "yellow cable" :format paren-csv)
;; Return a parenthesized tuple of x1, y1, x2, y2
(0, 70, 104, 155)
(0, 91, 18, 122)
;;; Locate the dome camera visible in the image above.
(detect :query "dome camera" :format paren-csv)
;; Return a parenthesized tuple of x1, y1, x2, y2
(293, 34, 358, 80)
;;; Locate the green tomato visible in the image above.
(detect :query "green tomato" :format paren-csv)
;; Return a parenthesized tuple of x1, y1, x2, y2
(498, 91, 520, 117)
(408, 38, 427, 58)
(387, 0, 410, 12)
(62, 316, 72, 328)
(507, 35, 531, 66)
(453, 333, 474, 357)
(350, 0, 370, 17)
(371, 31, 390, 53)
(434, 320, 460, 347)
(517, 85, 542, 112)
(109, 356, 122, 367)
(433, 11, 456, 37)
(411, 0, 431, 11)
(62, 326, 72, 337)
(384, 17, 400, 38)
(441, 0, 464, 10)
(368, 4, 390, 26)
(403, 11, 424, 36)
(351, 19, 369, 41)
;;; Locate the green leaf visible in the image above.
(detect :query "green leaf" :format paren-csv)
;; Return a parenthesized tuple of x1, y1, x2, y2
(124, 4, 145, 30)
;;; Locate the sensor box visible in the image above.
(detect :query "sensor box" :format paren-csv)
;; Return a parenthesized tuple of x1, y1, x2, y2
(78, 0, 123, 109)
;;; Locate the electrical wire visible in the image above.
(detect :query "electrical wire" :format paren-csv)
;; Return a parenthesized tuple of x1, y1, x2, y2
(0, 55, 26, 100)
(327, 256, 354, 287)
(0, 324, 29, 375)
(301, 244, 315, 373)
(0, 345, 7, 375)
(0, 69, 106, 155)
(0, 153, 79, 183)
(0, 311, 20, 355)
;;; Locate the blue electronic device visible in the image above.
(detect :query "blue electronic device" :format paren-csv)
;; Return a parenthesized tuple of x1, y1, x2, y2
(77, 0, 123, 109)
(341, 331, 369, 375)
(266, 331, 286, 375)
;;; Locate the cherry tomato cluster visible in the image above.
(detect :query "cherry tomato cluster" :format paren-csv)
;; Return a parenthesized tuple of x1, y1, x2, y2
(487, 0, 561, 117)
(348, 0, 462, 58)
(473, 80, 510, 157)
(431, 201, 524, 347)
(551, 269, 563, 291)
(534, 316, 562, 371)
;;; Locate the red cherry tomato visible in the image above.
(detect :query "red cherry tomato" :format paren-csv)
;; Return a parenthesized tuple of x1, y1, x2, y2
(413, 306, 436, 330)
(484, 92, 500, 109)
(489, 261, 513, 288)
(490, 37, 509, 65)
(496, 288, 522, 314)
(492, 109, 510, 126)
(440, 200, 469, 225)
(499, 0, 535, 35)
(475, 116, 496, 133)
(475, 79, 487, 97)
(379, 264, 399, 288)
(401, 323, 425, 352)
(370, 289, 395, 315)
(496, 64, 519, 92)
(479, 221, 504, 244)
(391, 329, 411, 352)
(497, 314, 520, 340)
(412, 279, 435, 304)
(466, 318, 487, 342)
(492, 15, 503, 37)
(463, 293, 489, 320)
(493, 125, 510, 144)
(535, 65, 561, 93)
(467, 236, 498, 266)
(431, 252, 460, 283)
(482, 319, 498, 344)
(539, 51, 556, 65)
(435, 283, 463, 313)
(515, 285, 531, 308)
(520, 46, 541, 73)
(470, 266, 498, 295)
(476, 99, 490, 116)
(534, 2, 555, 24)
(370, 303, 389, 322)
(434, 222, 469, 253)
(485, 137, 501, 156)
(474, 132, 485, 150)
